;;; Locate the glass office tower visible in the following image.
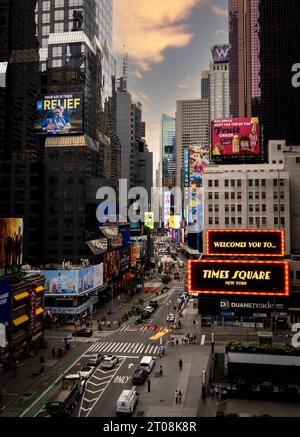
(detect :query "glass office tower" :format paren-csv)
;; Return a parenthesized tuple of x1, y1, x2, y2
(161, 114, 176, 189)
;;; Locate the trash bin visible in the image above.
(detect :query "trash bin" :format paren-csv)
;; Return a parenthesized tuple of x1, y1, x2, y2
(65, 343, 70, 352)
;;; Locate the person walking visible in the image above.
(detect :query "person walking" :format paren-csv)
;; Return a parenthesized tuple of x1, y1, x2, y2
(178, 390, 182, 404)
(159, 365, 163, 377)
(178, 358, 183, 371)
(148, 379, 151, 393)
(175, 390, 179, 404)
(193, 319, 196, 327)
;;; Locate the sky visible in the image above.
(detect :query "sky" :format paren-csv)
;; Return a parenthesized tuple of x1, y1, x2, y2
(113, 0, 228, 177)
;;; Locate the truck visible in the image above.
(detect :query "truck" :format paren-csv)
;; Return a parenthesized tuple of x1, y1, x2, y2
(46, 374, 84, 416)
(116, 387, 139, 416)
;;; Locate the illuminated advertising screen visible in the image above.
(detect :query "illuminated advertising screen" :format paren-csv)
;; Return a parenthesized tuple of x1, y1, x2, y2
(188, 146, 209, 232)
(104, 250, 120, 282)
(211, 44, 230, 64)
(42, 263, 103, 295)
(188, 260, 289, 296)
(169, 215, 181, 230)
(131, 243, 140, 267)
(0, 218, 24, 268)
(163, 191, 171, 228)
(0, 278, 12, 328)
(35, 92, 83, 135)
(206, 230, 285, 257)
(144, 212, 154, 230)
(120, 246, 130, 273)
(212, 118, 259, 157)
(183, 148, 190, 213)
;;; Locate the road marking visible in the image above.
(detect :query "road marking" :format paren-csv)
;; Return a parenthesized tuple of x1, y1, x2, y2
(123, 343, 132, 353)
(144, 344, 151, 354)
(136, 344, 145, 354)
(201, 335, 205, 346)
(117, 343, 127, 353)
(132, 343, 141, 353)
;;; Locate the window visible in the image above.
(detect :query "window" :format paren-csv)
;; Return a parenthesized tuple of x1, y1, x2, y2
(297, 157, 300, 164)
(281, 217, 285, 226)
(231, 192, 235, 200)
(52, 46, 62, 57)
(280, 179, 285, 186)
(208, 193, 212, 200)
(261, 179, 266, 186)
(273, 179, 278, 187)
(249, 204, 253, 212)
(42, 1, 51, 10)
(215, 217, 219, 225)
(225, 205, 229, 213)
(249, 192, 253, 200)
(238, 205, 242, 213)
(262, 205, 266, 212)
(209, 205, 213, 213)
(249, 179, 253, 187)
(231, 217, 235, 225)
(274, 217, 279, 226)
(262, 192, 266, 200)
(42, 13, 50, 23)
(277, 144, 281, 150)
(255, 192, 259, 200)
(225, 217, 229, 225)
(238, 217, 242, 225)
(255, 205, 260, 213)
(231, 205, 235, 213)
(69, 0, 83, 5)
(208, 180, 213, 187)
(231, 180, 235, 188)
(256, 217, 260, 227)
(280, 205, 285, 212)
(55, 0, 64, 6)
(225, 192, 229, 200)
(237, 192, 241, 200)
(255, 179, 259, 187)
(237, 179, 241, 187)
(225, 180, 229, 187)
(215, 205, 219, 213)
(42, 25, 50, 36)
(274, 205, 278, 212)
(54, 22, 64, 33)
(52, 59, 62, 68)
(249, 217, 254, 225)
(215, 180, 219, 188)
(215, 193, 219, 200)
(280, 191, 285, 200)
(296, 272, 300, 280)
(274, 192, 278, 200)
(262, 217, 267, 226)
(55, 10, 64, 20)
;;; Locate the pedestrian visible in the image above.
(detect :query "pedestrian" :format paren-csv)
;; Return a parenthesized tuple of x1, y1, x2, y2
(176, 339, 179, 346)
(159, 365, 163, 377)
(178, 320, 182, 329)
(179, 358, 183, 371)
(210, 385, 215, 396)
(148, 379, 151, 393)
(215, 386, 219, 398)
(193, 319, 196, 327)
(51, 348, 56, 359)
(178, 390, 182, 404)
(175, 390, 179, 404)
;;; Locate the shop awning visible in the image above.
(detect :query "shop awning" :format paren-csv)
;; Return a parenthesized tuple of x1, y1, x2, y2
(36, 307, 44, 316)
(14, 292, 30, 301)
(13, 314, 29, 327)
(35, 286, 44, 293)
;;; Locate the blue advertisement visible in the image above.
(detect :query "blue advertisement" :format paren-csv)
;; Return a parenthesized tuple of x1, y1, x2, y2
(0, 278, 11, 328)
(78, 267, 94, 293)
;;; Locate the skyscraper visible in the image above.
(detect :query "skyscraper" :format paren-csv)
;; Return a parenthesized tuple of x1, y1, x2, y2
(161, 114, 176, 189)
(176, 99, 209, 188)
(201, 70, 210, 100)
(209, 45, 230, 122)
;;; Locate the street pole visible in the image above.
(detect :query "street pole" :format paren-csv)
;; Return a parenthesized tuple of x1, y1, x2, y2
(202, 370, 206, 399)
(211, 333, 215, 354)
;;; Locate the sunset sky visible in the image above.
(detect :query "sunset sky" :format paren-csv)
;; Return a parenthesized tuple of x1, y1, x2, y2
(113, 0, 228, 175)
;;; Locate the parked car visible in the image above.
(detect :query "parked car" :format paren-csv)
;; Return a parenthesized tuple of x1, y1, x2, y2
(101, 355, 118, 369)
(87, 353, 103, 366)
(149, 301, 158, 309)
(144, 306, 154, 314)
(132, 367, 148, 385)
(135, 315, 143, 325)
(72, 328, 93, 337)
(116, 388, 139, 416)
(79, 366, 94, 379)
(167, 313, 175, 323)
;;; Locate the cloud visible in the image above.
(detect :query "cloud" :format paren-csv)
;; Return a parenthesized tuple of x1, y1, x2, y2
(211, 5, 228, 16)
(178, 76, 198, 89)
(131, 69, 143, 80)
(114, 0, 201, 71)
(215, 28, 227, 36)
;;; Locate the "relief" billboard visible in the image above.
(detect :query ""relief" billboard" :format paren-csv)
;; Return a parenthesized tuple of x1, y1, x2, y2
(188, 260, 289, 297)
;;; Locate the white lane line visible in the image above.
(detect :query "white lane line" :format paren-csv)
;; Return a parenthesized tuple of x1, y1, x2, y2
(153, 346, 159, 355)
(123, 343, 132, 353)
(136, 344, 145, 354)
(144, 344, 151, 354)
(105, 342, 117, 352)
(148, 345, 154, 354)
(201, 335, 205, 346)
(132, 343, 140, 353)
(113, 343, 122, 352)
(91, 342, 104, 353)
(117, 343, 127, 353)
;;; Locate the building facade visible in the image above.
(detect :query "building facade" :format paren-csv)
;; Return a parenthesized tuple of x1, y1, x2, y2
(161, 114, 176, 189)
(201, 70, 210, 100)
(209, 50, 230, 122)
(175, 99, 209, 189)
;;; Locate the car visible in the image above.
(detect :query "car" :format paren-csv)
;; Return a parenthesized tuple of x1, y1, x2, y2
(132, 367, 148, 385)
(167, 313, 175, 323)
(87, 353, 103, 366)
(79, 366, 95, 379)
(72, 328, 93, 337)
(63, 373, 86, 394)
(101, 355, 118, 369)
(144, 306, 154, 314)
(177, 298, 183, 305)
(141, 311, 151, 320)
(135, 315, 143, 325)
(149, 301, 158, 309)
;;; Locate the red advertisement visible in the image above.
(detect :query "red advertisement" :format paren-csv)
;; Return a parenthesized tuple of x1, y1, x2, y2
(212, 117, 259, 156)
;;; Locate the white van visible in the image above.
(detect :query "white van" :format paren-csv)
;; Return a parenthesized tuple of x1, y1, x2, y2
(139, 356, 155, 373)
(116, 387, 139, 416)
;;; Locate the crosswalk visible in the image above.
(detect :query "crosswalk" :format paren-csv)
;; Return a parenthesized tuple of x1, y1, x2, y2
(86, 341, 160, 356)
(119, 324, 171, 333)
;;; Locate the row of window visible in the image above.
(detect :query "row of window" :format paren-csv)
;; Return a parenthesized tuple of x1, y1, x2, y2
(208, 179, 286, 188)
(207, 191, 286, 201)
(208, 217, 285, 226)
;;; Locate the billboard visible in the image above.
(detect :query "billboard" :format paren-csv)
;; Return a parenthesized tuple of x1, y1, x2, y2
(206, 230, 285, 257)
(188, 260, 289, 296)
(188, 146, 209, 232)
(43, 263, 103, 295)
(163, 191, 171, 228)
(211, 44, 230, 64)
(104, 250, 120, 282)
(35, 93, 83, 135)
(120, 246, 130, 273)
(169, 215, 181, 230)
(86, 238, 108, 255)
(0, 218, 24, 269)
(144, 212, 154, 230)
(0, 278, 11, 328)
(131, 243, 140, 267)
(212, 118, 259, 157)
